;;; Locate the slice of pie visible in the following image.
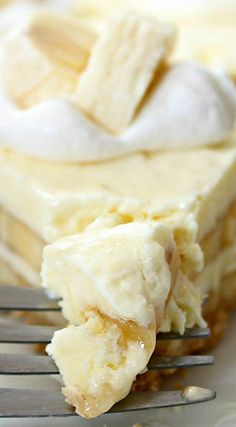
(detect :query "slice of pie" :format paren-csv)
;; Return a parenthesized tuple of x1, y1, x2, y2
(0, 6, 236, 419)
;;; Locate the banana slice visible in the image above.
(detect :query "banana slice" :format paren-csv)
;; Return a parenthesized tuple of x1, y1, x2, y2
(1, 13, 96, 108)
(28, 13, 97, 72)
(76, 12, 176, 133)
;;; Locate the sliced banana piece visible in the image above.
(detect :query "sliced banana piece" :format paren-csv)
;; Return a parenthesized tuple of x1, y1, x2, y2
(76, 12, 176, 133)
(1, 13, 97, 108)
(28, 13, 97, 72)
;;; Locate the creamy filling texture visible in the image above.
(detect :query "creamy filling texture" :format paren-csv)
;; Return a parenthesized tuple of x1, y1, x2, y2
(47, 311, 156, 418)
(42, 222, 175, 328)
(0, 146, 236, 244)
(1, 197, 236, 334)
(43, 214, 236, 417)
(1, 235, 236, 325)
(1, 177, 235, 418)
(1, 156, 236, 332)
(44, 222, 176, 417)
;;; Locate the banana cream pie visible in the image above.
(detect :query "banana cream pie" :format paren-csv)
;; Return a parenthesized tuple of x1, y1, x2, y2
(0, 6, 236, 419)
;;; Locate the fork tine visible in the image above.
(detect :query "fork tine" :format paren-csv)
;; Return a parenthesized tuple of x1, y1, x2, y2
(111, 387, 216, 413)
(0, 387, 216, 417)
(148, 354, 214, 370)
(0, 285, 60, 311)
(0, 321, 211, 344)
(0, 353, 214, 375)
(0, 388, 75, 417)
(0, 354, 59, 375)
(157, 328, 211, 340)
(0, 322, 58, 343)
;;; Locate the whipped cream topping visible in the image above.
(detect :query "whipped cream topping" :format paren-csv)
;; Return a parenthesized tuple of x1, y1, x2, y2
(0, 62, 235, 162)
(123, 63, 236, 150)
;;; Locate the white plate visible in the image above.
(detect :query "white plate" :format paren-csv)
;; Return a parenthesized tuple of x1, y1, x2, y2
(0, 313, 236, 427)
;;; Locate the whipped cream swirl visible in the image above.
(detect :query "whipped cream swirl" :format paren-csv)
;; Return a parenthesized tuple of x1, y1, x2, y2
(0, 62, 235, 162)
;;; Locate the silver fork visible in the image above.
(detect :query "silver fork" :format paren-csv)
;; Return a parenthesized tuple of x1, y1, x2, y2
(0, 284, 216, 418)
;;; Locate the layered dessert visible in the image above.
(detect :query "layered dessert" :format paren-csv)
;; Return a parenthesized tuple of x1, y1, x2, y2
(0, 5, 236, 419)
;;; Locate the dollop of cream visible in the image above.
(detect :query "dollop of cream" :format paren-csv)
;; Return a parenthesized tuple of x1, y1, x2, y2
(0, 62, 235, 162)
(123, 63, 236, 150)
